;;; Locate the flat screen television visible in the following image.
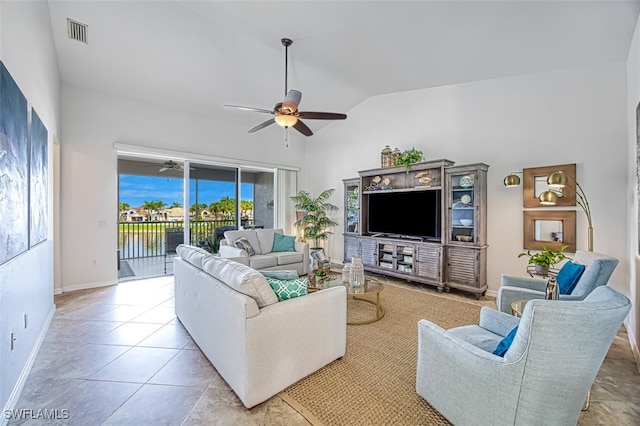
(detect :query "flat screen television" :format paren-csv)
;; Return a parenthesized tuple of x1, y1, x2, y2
(367, 190, 441, 240)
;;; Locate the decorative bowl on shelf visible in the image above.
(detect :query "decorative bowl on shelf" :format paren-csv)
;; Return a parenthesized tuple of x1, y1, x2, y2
(459, 219, 473, 226)
(456, 235, 473, 242)
(459, 175, 474, 188)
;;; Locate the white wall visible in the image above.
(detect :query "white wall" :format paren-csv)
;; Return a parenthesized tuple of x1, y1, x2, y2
(59, 85, 306, 290)
(0, 0, 59, 416)
(626, 12, 640, 367)
(307, 62, 629, 298)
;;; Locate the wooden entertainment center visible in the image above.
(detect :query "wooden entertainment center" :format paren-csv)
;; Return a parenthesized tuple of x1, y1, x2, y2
(343, 159, 489, 298)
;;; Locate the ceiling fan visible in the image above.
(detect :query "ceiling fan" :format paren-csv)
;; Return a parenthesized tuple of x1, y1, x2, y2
(224, 38, 347, 137)
(158, 160, 184, 172)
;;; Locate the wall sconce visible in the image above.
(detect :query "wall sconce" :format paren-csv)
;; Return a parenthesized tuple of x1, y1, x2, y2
(267, 200, 274, 210)
(538, 171, 593, 252)
(503, 171, 522, 187)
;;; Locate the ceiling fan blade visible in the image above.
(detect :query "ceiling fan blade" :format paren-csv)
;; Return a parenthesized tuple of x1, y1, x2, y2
(282, 90, 302, 113)
(224, 104, 274, 114)
(293, 119, 313, 137)
(159, 167, 168, 172)
(298, 111, 347, 120)
(248, 118, 276, 133)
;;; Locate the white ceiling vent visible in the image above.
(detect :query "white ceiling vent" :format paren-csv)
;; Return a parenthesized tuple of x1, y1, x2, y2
(67, 18, 88, 44)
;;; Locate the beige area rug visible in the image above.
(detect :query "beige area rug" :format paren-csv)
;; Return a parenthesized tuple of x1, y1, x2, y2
(279, 283, 482, 426)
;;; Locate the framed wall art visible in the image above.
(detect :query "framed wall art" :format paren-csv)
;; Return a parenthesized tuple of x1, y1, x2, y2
(0, 61, 29, 265)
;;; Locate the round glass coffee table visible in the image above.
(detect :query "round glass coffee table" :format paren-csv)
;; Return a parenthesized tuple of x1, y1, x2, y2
(345, 277, 385, 325)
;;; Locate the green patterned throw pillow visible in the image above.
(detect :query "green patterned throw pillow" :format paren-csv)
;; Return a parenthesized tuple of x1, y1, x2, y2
(266, 277, 308, 301)
(233, 237, 256, 256)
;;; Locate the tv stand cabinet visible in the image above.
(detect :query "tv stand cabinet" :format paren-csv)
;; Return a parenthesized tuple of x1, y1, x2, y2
(343, 160, 489, 298)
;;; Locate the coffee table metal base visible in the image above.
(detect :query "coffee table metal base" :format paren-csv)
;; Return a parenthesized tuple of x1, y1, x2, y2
(348, 294, 385, 325)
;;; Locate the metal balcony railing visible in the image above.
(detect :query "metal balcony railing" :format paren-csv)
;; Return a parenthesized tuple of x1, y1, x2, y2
(118, 219, 253, 260)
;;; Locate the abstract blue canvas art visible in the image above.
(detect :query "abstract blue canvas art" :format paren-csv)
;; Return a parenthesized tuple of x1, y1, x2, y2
(0, 61, 29, 265)
(30, 108, 48, 247)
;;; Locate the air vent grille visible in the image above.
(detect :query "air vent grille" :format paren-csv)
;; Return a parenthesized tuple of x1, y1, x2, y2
(67, 18, 88, 44)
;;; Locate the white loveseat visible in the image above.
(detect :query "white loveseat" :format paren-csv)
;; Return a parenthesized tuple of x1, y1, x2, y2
(219, 228, 309, 276)
(174, 244, 346, 408)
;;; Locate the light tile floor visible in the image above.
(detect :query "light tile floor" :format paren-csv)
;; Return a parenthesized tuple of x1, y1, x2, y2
(9, 275, 640, 425)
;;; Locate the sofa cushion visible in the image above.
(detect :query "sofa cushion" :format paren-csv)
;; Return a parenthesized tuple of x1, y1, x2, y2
(269, 251, 304, 266)
(176, 244, 210, 269)
(234, 237, 256, 256)
(225, 230, 261, 254)
(272, 233, 296, 252)
(249, 254, 278, 270)
(201, 256, 278, 308)
(261, 270, 299, 280)
(255, 228, 284, 254)
(266, 277, 308, 301)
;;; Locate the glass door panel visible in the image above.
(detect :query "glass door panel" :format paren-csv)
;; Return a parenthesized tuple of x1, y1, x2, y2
(189, 164, 238, 249)
(450, 173, 476, 244)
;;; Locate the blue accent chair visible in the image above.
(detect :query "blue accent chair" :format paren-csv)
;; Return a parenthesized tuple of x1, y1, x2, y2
(416, 286, 630, 426)
(496, 250, 618, 313)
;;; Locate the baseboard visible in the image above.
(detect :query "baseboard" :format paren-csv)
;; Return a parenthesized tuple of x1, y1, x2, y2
(1, 305, 55, 426)
(625, 319, 640, 374)
(60, 279, 117, 293)
(485, 289, 497, 298)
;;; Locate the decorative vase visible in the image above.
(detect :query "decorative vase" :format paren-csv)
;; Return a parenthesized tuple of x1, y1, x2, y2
(342, 263, 351, 283)
(545, 276, 559, 300)
(534, 265, 549, 276)
(380, 145, 393, 168)
(349, 256, 365, 287)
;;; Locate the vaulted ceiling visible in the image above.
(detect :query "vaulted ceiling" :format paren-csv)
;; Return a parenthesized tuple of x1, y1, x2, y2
(47, 1, 640, 133)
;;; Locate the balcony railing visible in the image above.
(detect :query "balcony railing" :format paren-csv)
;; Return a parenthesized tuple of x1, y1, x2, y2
(118, 219, 253, 259)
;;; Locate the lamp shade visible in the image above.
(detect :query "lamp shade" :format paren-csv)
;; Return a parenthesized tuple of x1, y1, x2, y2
(539, 190, 558, 205)
(503, 174, 521, 187)
(547, 171, 567, 188)
(275, 114, 298, 128)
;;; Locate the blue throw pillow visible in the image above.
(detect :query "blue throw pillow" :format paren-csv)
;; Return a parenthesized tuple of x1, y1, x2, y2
(492, 326, 518, 357)
(271, 233, 296, 252)
(261, 270, 299, 280)
(556, 261, 586, 295)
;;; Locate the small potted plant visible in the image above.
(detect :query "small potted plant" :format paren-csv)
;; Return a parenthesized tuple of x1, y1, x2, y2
(518, 245, 569, 275)
(396, 147, 424, 173)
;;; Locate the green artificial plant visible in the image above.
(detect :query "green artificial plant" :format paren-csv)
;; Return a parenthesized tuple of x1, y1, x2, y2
(396, 147, 424, 172)
(291, 188, 339, 248)
(518, 245, 569, 268)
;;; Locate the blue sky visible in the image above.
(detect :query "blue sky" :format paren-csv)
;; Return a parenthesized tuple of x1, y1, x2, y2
(119, 175, 253, 208)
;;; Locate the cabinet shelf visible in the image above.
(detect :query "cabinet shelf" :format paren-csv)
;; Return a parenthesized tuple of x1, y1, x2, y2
(362, 186, 442, 195)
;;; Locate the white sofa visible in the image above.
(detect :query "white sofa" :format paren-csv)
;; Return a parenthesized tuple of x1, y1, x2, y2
(174, 244, 346, 408)
(219, 228, 309, 276)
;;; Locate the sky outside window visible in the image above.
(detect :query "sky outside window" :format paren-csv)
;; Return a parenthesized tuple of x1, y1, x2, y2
(119, 175, 253, 207)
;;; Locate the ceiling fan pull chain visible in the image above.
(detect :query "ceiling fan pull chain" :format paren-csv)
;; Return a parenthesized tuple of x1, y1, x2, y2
(285, 128, 289, 148)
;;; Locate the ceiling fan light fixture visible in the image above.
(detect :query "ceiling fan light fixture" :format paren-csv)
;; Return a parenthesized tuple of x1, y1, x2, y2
(275, 114, 298, 128)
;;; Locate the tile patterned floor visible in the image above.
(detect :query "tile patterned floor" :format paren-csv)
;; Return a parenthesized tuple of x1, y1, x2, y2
(9, 275, 640, 425)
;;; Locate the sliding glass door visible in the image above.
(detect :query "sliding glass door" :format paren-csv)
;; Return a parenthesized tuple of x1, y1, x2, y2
(117, 155, 276, 279)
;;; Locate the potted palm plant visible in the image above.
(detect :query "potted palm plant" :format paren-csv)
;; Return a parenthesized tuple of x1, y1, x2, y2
(518, 245, 569, 275)
(291, 189, 339, 251)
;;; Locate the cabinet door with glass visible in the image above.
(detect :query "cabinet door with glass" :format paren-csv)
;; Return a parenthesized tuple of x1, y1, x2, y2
(343, 178, 360, 235)
(445, 164, 488, 246)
